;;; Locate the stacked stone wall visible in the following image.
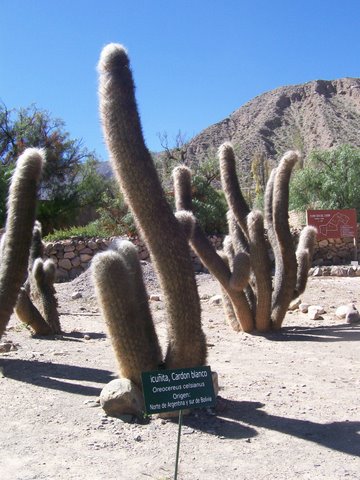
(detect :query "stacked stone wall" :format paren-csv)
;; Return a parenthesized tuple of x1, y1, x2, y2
(44, 225, 360, 282)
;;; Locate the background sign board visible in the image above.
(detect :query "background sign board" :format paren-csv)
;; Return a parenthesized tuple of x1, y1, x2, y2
(307, 209, 357, 240)
(142, 366, 215, 414)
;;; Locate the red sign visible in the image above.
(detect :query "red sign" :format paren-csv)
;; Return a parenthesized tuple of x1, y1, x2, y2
(307, 209, 357, 240)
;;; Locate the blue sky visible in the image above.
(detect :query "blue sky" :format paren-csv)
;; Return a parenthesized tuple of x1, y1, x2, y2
(1, 0, 359, 160)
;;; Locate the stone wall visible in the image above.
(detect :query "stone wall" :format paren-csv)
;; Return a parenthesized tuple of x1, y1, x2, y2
(44, 226, 360, 282)
(312, 236, 359, 266)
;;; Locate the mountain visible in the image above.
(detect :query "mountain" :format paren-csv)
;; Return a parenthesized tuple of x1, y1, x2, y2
(98, 77, 360, 179)
(185, 77, 360, 172)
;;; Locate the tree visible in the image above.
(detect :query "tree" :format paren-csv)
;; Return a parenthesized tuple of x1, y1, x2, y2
(0, 102, 104, 232)
(155, 130, 226, 233)
(289, 145, 360, 218)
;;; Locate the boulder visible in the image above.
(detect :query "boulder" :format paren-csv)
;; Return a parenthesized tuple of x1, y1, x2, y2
(308, 305, 325, 320)
(100, 378, 144, 417)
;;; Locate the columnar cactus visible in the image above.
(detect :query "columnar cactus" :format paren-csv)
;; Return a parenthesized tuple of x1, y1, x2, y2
(0, 148, 44, 338)
(96, 44, 206, 377)
(92, 240, 162, 387)
(174, 143, 317, 332)
(30, 258, 61, 334)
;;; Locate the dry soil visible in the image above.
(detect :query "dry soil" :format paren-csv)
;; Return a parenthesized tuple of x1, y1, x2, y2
(0, 267, 359, 480)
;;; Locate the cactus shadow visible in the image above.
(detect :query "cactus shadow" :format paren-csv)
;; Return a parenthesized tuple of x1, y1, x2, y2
(62, 331, 107, 341)
(31, 332, 107, 342)
(217, 397, 360, 457)
(1, 358, 114, 396)
(263, 324, 360, 342)
(175, 399, 260, 440)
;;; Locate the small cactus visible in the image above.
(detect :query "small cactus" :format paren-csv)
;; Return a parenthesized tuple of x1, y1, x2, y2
(30, 258, 61, 334)
(92, 240, 162, 387)
(16, 221, 60, 335)
(15, 287, 52, 335)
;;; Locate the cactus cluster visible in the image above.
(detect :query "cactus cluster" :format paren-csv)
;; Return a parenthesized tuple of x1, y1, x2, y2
(93, 43, 207, 389)
(174, 144, 317, 332)
(15, 220, 60, 335)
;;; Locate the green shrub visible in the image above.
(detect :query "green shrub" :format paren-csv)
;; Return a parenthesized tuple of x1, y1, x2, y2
(191, 175, 228, 234)
(290, 145, 360, 219)
(43, 222, 110, 242)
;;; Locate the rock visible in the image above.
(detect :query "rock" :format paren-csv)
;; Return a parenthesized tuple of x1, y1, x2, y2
(335, 304, 351, 319)
(200, 293, 211, 300)
(71, 291, 82, 300)
(308, 305, 325, 320)
(288, 298, 301, 311)
(346, 310, 360, 324)
(71, 257, 81, 267)
(335, 303, 359, 323)
(312, 267, 323, 277)
(343, 304, 360, 324)
(100, 378, 144, 417)
(84, 399, 100, 408)
(209, 295, 223, 306)
(0, 342, 12, 353)
(299, 303, 309, 313)
(80, 253, 92, 263)
(58, 258, 72, 270)
(149, 295, 161, 302)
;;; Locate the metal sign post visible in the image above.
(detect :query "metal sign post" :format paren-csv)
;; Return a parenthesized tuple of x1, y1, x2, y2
(142, 366, 216, 479)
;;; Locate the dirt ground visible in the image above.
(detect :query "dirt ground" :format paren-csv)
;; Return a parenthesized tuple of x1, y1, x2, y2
(0, 267, 359, 480)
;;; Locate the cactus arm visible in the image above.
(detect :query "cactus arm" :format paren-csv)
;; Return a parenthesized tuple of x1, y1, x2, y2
(92, 241, 162, 386)
(15, 287, 52, 335)
(229, 252, 251, 292)
(173, 158, 254, 332)
(247, 210, 272, 331)
(0, 148, 44, 338)
(227, 210, 249, 254)
(32, 259, 61, 334)
(172, 165, 193, 211)
(264, 167, 278, 253)
(174, 210, 196, 241)
(270, 151, 299, 329)
(294, 226, 317, 297)
(28, 221, 44, 267)
(219, 142, 250, 235)
(98, 44, 206, 369)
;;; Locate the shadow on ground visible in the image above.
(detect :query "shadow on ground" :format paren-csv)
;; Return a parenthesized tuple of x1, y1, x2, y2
(262, 324, 360, 342)
(1, 358, 114, 396)
(181, 397, 360, 457)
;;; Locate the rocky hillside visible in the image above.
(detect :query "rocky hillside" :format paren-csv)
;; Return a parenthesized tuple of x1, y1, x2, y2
(186, 77, 360, 172)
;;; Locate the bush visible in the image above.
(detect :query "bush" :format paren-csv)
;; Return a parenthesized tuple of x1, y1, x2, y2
(290, 145, 360, 219)
(191, 175, 228, 234)
(43, 222, 110, 242)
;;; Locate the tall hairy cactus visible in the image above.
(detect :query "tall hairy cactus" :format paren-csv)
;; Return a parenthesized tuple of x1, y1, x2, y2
(0, 148, 44, 338)
(174, 143, 317, 332)
(96, 43, 206, 373)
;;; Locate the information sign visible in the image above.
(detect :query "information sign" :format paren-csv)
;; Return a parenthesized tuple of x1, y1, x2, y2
(307, 209, 357, 240)
(141, 366, 215, 414)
